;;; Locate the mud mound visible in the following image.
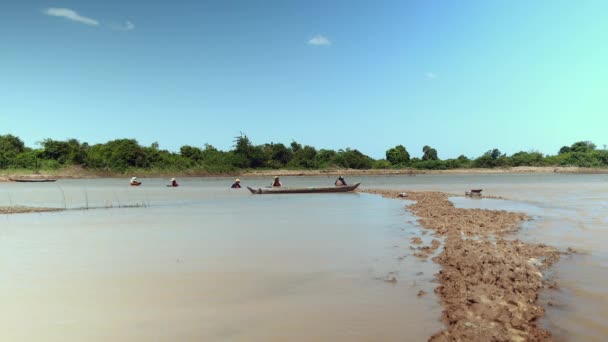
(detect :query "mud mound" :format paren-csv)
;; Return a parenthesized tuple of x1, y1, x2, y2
(362, 189, 562, 341)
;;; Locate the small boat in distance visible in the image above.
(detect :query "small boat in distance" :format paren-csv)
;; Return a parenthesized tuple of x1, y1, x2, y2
(465, 189, 483, 197)
(247, 183, 361, 195)
(9, 178, 57, 183)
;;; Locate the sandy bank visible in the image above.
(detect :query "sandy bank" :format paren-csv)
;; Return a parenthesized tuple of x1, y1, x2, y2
(363, 189, 565, 341)
(2, 166, 607, 182)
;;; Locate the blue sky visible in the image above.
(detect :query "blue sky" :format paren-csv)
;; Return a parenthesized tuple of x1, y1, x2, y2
(1, 0, 607, 159)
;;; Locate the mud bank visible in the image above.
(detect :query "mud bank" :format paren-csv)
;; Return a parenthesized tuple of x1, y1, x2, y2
(0, 206, 62, 214)
(363, 189, 564, 341)
(3, 165, 607, 182)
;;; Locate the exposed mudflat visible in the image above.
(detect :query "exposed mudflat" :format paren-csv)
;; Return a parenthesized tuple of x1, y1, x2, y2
(363, 189, 566, 341)
(0, 206, 62, 214)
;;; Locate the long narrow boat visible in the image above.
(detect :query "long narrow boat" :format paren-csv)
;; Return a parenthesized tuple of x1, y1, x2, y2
(247, 182, 360, 194)
(9, 178, 57, 183)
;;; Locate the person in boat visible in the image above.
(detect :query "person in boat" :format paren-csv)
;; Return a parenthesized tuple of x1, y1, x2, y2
(231, 179, 241, 188)
(130, 177, 141, 186)
(271, 176, 282, 187)
(169, 178, 179, 187)
(335, 176, 347, 186)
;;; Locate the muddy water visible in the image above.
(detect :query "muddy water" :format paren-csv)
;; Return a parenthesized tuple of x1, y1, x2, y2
(1, 174, 607, 341)
(0, 179, 440, 341)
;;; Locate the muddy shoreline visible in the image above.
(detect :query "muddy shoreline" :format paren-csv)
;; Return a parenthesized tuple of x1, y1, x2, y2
(0, 206, 62, 214)
(363, 189, 565, 341)
(2, 165, 607, 182)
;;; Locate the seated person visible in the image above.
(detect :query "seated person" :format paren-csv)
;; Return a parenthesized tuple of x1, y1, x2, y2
(170, 178, 179, 187)
(335, 176, 347, 186)
(130, 177, 141, 186)
(271, 176, 282, 187)
(231, 179, 241, 188)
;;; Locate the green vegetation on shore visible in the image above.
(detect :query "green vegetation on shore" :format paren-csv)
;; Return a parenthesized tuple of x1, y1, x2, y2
(1, 134, 607, 174)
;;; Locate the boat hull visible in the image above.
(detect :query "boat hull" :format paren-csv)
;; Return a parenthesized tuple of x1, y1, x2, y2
(247, 183, 360, 194)
(10, 179, 57, 183)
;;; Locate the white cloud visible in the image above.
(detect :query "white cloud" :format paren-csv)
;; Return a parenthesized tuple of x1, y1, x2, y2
(308, 35, 331, 46)
(43, 8, 99, 26)
(426, 72, 438, 79)
(109, 20, 135, 31)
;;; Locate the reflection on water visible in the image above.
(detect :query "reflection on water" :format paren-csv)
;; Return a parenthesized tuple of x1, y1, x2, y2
(2, 173, 608, 340)
(0, 184, 441, 341)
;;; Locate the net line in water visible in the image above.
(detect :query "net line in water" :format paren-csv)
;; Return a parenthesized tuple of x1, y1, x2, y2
(1, 186, 152, 211)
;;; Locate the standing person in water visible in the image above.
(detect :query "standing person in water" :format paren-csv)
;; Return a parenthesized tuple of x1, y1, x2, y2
(169, 178, 179, 187)
(231, 179, 241, 188)
(271, 176, 282, 187)
(335, 176, 347, 186)
(130, 177, 141, 186)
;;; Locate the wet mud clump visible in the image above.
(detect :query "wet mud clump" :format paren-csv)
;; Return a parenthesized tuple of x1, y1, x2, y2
(362, 189, 562, 341)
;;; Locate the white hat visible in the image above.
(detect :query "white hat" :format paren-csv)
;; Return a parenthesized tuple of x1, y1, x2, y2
(171, 178, 176, 181)
(131, 177, 137, 181)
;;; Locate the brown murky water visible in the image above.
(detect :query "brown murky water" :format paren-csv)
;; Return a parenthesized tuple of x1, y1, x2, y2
(0, 179, 440, 341)
(1, 174, 607, 341)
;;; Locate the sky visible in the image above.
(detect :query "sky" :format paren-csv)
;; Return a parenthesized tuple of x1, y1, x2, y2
(1, 0, 607, 159)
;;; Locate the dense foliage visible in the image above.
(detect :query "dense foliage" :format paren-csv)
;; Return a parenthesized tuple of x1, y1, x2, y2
(1, 134, 607, 173)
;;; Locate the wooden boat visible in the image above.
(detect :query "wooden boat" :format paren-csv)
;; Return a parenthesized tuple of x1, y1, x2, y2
(247, 183, 360, 194)
(10, 178, 57, 183)
(130, 182, 142, 186)
(465, 189, 483, 197)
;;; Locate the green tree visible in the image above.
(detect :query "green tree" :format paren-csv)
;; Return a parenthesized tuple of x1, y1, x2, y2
(444, 155, 471, 169)
(290, 141, 302, 153)
(333, 148, 374, 169)
(232, 134, 267, 168)
(86, 139, 148, 171)
(41, 138, 87, 165)
(180, 145, 204, 162)
(289, 145, 318, 169)
(386, 145, 410, 165)
(199, 144, 239, 172)
(473, 149, 509, 168)
(316, 149, 337, 168)
(509, 151, 544, 166)
(422, 145, 438, 161)
(0, 134, 25, 153)
(0, 134, 26, 168)
(266, 143, 293, 166)
(570, 141, 596, 153)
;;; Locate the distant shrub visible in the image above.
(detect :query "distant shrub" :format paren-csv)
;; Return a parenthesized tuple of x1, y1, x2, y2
(411, 159, 447, 170)
(373, 159, 392, 169)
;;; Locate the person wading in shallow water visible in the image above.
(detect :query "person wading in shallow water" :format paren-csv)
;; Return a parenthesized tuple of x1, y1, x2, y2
(169, 178, 179, 187)
(335, 176, 347, 186)
(231, 179, 241, 188)
(271, 176, 282, 187)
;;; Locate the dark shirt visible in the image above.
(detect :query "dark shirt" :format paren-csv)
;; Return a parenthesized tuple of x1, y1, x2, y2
(335, 179, 347, 186)
(231, 182, 241, 188)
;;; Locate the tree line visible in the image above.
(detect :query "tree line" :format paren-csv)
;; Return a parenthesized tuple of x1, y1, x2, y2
(0, 134, 606, 173)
